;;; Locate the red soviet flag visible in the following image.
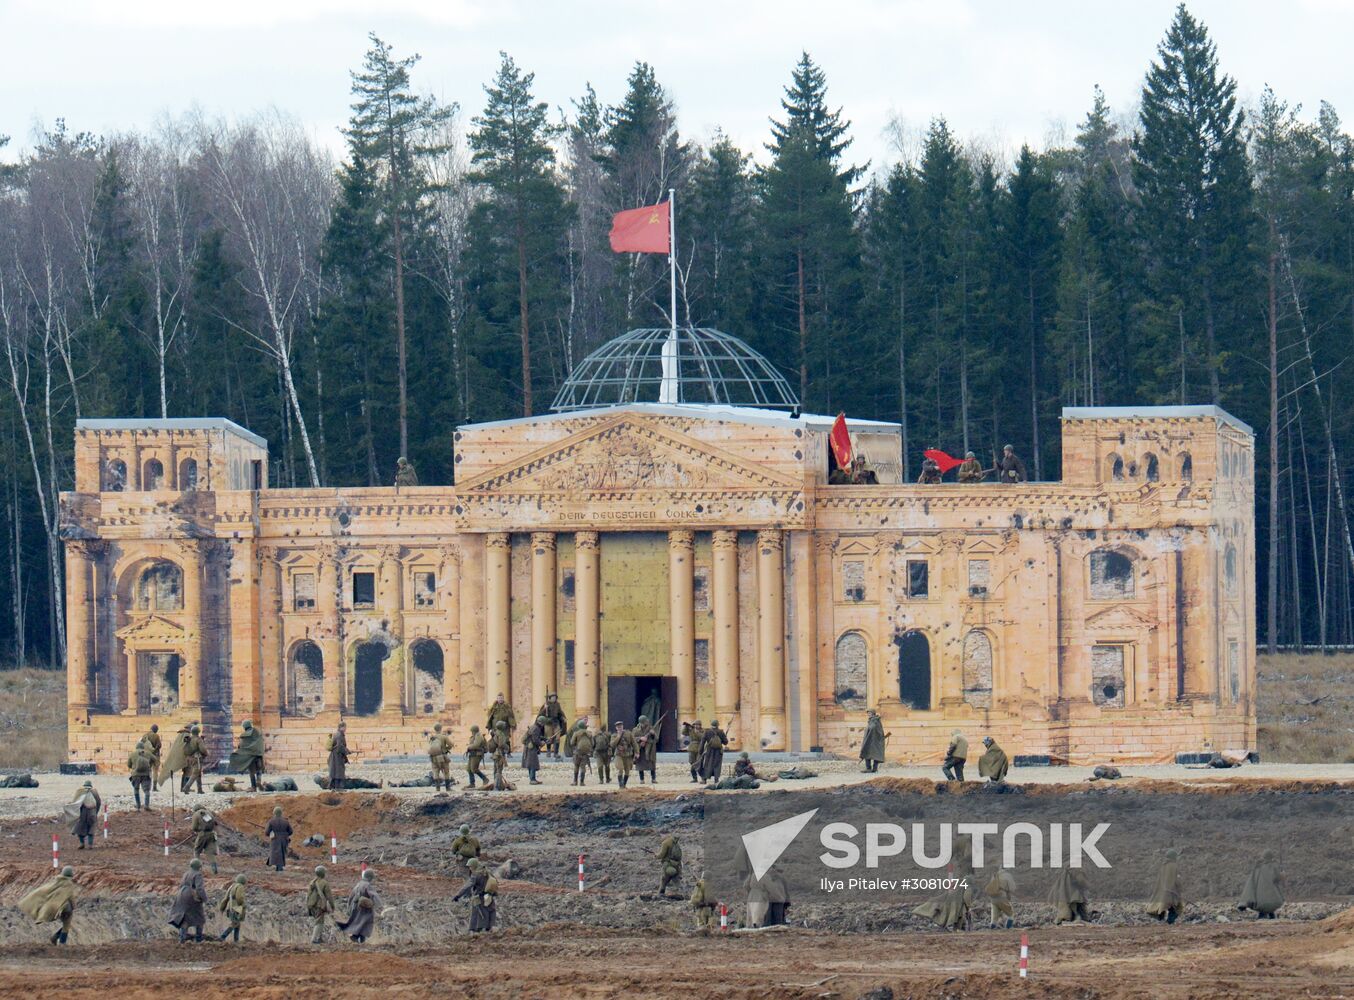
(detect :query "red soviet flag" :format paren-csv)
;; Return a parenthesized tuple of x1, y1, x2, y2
(609, 201, 670, 254)
(829, 413, 853, 469)
(924, 448, 964, 474)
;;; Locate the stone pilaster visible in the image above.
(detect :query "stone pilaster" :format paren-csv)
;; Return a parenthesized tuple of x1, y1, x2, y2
(530, 532, 557, 711)
(65, 540, 95, 711)
(379, 545, 404, 715)
(317, 544, 341, 713)
(668, 529, 696, 720)
(574, 532, 600, 721)
(712, 530, 740, 744)
(180, 539, 203, 709)
(485, 532, 512, 710)
(757, 529, 786, 750)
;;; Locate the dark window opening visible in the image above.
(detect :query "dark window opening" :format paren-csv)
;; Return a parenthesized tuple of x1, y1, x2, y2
(353, 641, 388, 716)
(693, 569, 710, 611)
(252, 460, 263, 490)
(144, 458, 165, 490)
(1089, 550, 1135, 600)
(1145, 454, 1159, 482)
(414, 571, 436, 608)
(1112, 455, 1124, 480)
(180, 458, 199, 491)
(907, 560, 929, 599)
(412, 639, 444, 714)
(563, 639, 576, 684)
(1179, 453, 1193, 482)
(293, 572, 316, 611)
(897, 631, 931, 710)
(105, 459, 127, 492)
(352, 571, 375, 608)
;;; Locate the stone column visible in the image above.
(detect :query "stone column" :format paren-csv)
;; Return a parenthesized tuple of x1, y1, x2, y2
(459, 537, 485, 716)
(317, 545, 342, 713)
(124, 648, 140, 714)
(485, 532, 512, 710)
(228, 538, 260, 718)
(757, 529, 786, 749)
(442, 545, 462, 710)
(531, 532, 557, 711)
(712, 530, 740, 732)
(65, 541, 94, 710)
(379, 546, 404, 715)
(574, 532, 600, 722)
(180, 540, 203, 709)
(256, 547, 281, 711)
(668, 530, 696, 720)
(790, 531, 818, 750)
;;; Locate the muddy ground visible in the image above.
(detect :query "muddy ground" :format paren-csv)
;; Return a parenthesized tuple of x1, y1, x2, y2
(1, 775, 1352, 998)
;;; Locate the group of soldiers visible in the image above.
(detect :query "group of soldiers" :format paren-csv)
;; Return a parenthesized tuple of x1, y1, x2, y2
(857, 715, 1011, 785)
(917, 445, 1029, 485)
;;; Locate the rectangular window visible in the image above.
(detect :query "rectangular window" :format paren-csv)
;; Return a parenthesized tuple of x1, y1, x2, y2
(907, 560, 929, 599)
(967, 559, 990, 597)
(413, 571, 436, 608)
(1091, 644, 1126, 708)
(563, 639, 576, 685)
(293, 572, 316, 611)
(843, 560, 866, 602)
(694, 638, 711, 684)
(693, 568, 710, 611)
(561, 569, 576, 613)
(1228, 640, 1240, 702)
(352, 571, 375, 608)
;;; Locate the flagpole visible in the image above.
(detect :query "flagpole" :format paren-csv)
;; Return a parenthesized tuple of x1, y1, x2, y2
(668, 187, 677, 339)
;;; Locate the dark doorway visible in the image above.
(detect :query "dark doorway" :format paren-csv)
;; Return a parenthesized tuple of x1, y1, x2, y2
(606, 675, 680, 751)
(897, 631, 931, 710)
(354, 641, 387, 716)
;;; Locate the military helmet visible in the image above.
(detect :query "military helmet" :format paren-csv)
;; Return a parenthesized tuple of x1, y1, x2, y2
(150, 724, 159, 733)
(470, 725, 480, 733)
(190, 858, 202, 870)
(739, 751, 750, 760)
(433, 723, 443, 732)
(459, 823, 470, 835)
(315, 865, 327, 877)
(242, 720, 254, 731)
(234, 873, 247, 884)
(191, 724, 200, 733)
(1003, 443, 1014, 452)
(82, 780, 92, 788)
(637, 715, 649, 725)
(1165, 848, 1179, 860)
(1262, 849, 1277, 862)
(966, 451, 976, 459)
(273, 806, 283, 817)
(362, 868, 375, 881)
(495, 721, 506, 729)
(982, 736, 993, 746)
(61, 865, 74, 878)
(536, 716, 546, 725)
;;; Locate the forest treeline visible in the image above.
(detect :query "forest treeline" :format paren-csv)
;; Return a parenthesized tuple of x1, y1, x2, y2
(2, 4, 1352, 666)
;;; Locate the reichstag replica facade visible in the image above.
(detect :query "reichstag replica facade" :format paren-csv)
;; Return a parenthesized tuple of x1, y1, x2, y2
(58, 328, 1255, 771)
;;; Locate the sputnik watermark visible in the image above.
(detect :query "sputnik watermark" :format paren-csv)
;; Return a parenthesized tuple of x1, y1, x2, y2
(818, 822, 1113, 870)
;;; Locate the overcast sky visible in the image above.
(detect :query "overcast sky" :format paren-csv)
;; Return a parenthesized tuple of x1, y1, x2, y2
(2, 0, 1352, 174)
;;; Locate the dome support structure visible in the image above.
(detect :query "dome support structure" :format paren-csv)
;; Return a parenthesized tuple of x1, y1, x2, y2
(550, 327, 799, 413)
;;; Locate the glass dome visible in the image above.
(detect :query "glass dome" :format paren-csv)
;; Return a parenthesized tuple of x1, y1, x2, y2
(550, 327, 799, 412)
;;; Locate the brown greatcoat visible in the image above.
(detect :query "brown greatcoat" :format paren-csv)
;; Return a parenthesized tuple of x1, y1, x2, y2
(327, 729, 349, 785)
(978, 740, 1010, 782)
(1048, 868, 1091, 923)
(1147, 854, 1183, 916)
(337, 878, 382, 940)
(66, 788, 101, 838)
(266, 814, 293, 868)
(167, 869, 207, 929)
(1240, 853, 1284, 915)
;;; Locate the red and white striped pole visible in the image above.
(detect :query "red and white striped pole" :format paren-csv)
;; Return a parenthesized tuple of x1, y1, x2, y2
(361, 861, 368, 874)
(719, 902, 728, 932)
(102, 804, 110, 840)
(51, 834, 59, 869)
(1019, 933, 1029, 979)
(163, 819, 170, 856)
(578, 854, 586, 892)
(330, 832, 338, 865)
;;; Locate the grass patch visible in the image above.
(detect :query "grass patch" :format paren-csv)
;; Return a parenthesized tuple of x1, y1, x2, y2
(1256, 653, 1354, 764)
(0, 668, 67, 770)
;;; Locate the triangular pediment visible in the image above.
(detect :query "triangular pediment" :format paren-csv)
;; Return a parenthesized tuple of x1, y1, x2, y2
(965, 538, 1001, 554)
(1084, 604, 1155, 629)
(115, 614, 187, 645)
(459, 416, 801, 494)
(837, 538, 878, 557)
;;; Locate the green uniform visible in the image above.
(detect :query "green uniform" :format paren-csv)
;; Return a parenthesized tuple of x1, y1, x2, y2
(592, 730, 613, 784)
(485, 700, 517, 750)
(943, 732, 968, 782)
(451, 828, 482, 868)
(489, 727, 514, 790)
(565, 723, 594, 785)
(19, 869, 77, 944)
(428, 729, 454, 790)
(228, 722, 266, 791)
(191, 807, 219, 874)
(466, 730, 489, 786)
(217, 877, 247, 941)
(690, 877, 715, 929)
(181, 730, 206, 794)
(307, 868, 336, 943)
(614, 729, 638, 788)
(635, 719, 658, 783)
(683, 722, 704, 782)
(977, 738, 1009, 782)
(658, 835, 682, 895)
(1147, 850, 1182, 923)
(128, 742, 154, 810)
(859, 712, 886, 771)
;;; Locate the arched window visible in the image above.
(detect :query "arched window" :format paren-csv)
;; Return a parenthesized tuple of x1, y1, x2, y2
(105, 459, 127, 492)
(961, 631, 993, 709)
(1179, 453, 1193, 482)
(136, 562, 183, 611)
(411, 639, 444, 714)
(180, 458, 199, 491)
(897, 631, 931, 710)
(144, 458, 165, 490)
(1089, 550, 1135, 600)
(1106, 453, 1124, 481)
(1145, 453, 1159, 482)
(288, 640, 324, 717)
(833, 632, 868, 709)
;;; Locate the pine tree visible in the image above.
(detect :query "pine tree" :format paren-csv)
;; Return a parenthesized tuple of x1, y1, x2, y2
(468, 52, 571, 417)
(684, 133, 756, 330)
(758, 53, 861, 409)
(345, 33, 452, 458)
(1133, 4, 1254, 404)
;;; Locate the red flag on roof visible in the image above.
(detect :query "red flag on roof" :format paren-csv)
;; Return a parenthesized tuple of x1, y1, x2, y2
(924, 448, 964, 474)
(829, 413, 852, 469)
(609, 201, 670, 254)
